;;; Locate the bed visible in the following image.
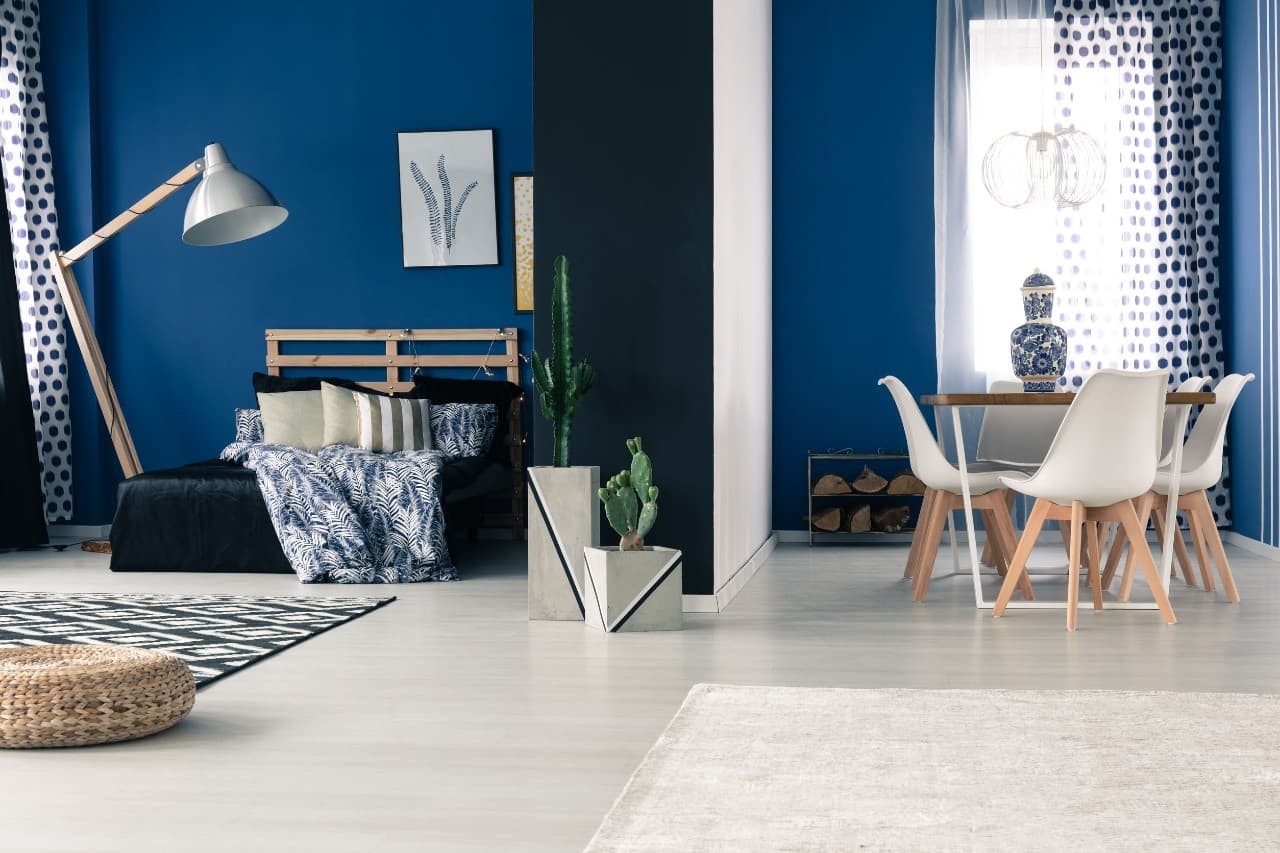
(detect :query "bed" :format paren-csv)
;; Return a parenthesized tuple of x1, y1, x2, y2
(109, 328, 526, 576)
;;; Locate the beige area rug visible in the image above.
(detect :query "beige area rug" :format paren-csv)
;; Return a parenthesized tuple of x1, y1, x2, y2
(586, 684, 1280, 852)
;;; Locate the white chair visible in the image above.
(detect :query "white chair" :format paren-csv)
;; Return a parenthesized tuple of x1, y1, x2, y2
(1099, 375, 1206, 589)
(991, 370, 1175, 630)
(878, 376, 1034, 603)
(974, 379, 1068, 566)
(1159, 376, 1208, 468)
(976, 379, 1067, 468)
(1106, 373, 1254, 602)
(1092, 375, 1209, 586)
(1100, 376, 1208, 584)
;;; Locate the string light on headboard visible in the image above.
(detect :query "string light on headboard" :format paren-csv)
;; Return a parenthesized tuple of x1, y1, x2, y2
(402, 326, 496, 380)
(474, 336, 496, 379)
(404, 329, 421, 378)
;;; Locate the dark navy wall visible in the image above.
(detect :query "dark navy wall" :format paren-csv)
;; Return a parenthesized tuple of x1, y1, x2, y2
(44, 0, 533, 524)
(772, 0, 937, 530)
(532, 0, 716, 593)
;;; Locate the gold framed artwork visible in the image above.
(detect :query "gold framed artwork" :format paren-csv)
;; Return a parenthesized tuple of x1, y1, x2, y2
(512, 173, 533, 313)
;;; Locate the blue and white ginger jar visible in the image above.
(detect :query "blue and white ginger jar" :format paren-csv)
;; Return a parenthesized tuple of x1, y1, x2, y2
(1009, 271, 1067, 392)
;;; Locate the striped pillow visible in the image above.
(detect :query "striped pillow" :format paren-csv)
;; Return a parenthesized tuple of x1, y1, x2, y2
(353, 391, 433, 453)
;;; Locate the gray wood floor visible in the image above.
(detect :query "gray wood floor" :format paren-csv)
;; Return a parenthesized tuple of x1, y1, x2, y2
(0, 539, 1276, 852)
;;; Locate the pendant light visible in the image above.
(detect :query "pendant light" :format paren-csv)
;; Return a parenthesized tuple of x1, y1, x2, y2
(981, 2, 1105, 209)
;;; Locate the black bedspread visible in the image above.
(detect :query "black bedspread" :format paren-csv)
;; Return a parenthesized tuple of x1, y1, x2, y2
(110, 456, 511, 574)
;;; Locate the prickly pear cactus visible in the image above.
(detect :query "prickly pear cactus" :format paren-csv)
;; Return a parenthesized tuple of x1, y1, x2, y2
(597, 436, 659, 550)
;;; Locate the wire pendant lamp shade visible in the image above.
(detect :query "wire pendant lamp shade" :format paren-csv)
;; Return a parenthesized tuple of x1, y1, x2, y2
(980, 5, 1105, 209)
(982, 127, 1105, 208)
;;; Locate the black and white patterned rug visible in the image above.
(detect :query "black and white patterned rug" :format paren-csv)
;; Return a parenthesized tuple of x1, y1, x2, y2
(0, 592, 395, 686)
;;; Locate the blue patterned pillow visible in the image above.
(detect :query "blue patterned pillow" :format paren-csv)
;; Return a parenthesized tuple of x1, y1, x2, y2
(235, 408, 264, 443)
(430, 402, 498, 459)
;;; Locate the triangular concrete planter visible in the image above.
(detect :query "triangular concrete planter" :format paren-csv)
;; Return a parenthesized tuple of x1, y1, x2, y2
(582, 546, 683, 632)
(527, 466, 600, 621)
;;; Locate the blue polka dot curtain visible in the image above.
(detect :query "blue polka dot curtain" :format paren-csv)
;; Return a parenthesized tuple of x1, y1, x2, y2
(0, 0, 71, 522)
(1051, 0, 1227, 522)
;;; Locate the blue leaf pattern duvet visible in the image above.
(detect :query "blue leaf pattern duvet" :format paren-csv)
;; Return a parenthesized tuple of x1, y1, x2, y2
(220, 441, 457, 584)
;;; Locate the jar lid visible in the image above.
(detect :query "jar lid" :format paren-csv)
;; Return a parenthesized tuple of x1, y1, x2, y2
(1022, 270, 1055, 288)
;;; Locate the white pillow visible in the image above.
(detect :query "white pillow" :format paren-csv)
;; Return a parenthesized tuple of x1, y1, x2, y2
(256, 390, 324, 452)
(321, 382, 360, 447)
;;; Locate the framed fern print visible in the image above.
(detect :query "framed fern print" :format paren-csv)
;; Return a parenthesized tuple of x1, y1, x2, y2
(397, 129, 499, 268)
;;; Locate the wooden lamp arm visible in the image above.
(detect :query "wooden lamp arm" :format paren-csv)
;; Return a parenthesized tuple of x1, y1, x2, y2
(60, 159, 204, 264)
(52, 158, 205, 480)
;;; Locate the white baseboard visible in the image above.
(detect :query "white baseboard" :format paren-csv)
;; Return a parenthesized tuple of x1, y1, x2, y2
(48, 524, 111, 539)
(682, 533, 777, 614)
(1221, 531, 1280, 561)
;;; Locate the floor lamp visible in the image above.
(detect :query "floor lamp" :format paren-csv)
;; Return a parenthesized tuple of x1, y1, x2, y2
(51, 142, 287, 479)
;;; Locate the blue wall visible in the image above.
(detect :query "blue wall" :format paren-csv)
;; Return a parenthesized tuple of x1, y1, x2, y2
(44, 0, 533, 524)
(44, 0, 113, 523)
(772, 0, 937, 529)
(1224, 0, 1279, 544)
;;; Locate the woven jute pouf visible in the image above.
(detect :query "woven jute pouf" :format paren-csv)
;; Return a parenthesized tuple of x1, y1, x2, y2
(0, 645, 195, 748)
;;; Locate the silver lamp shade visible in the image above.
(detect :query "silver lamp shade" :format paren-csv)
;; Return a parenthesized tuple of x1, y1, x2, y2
(182, 143, 288, 246)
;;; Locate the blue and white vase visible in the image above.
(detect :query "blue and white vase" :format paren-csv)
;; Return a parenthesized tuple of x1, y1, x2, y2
(1009, 271, 1067, 392)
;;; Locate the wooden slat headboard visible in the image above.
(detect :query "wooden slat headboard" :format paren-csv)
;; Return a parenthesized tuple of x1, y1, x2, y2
(264, 327, 520, 394)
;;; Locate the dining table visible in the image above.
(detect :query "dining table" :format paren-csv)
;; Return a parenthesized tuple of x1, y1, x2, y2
(918, 390, 1217, 611)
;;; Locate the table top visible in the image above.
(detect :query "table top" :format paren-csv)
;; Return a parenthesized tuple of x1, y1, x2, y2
(807, 452, 909, 461)
(920, 391, 1217, 406)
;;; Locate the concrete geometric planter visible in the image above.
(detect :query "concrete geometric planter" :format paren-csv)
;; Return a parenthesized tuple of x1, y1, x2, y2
(527, 466, 600, 621)
(582, 546, 683, 632)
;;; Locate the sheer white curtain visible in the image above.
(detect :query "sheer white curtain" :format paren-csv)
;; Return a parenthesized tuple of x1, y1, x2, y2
(935, 0, 1050, 452)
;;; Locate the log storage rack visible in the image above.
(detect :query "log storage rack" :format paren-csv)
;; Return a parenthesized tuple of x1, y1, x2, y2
(806, 451, 925, 546)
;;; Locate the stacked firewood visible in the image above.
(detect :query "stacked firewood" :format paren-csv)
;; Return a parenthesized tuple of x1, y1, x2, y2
(808, 466, 924, 533)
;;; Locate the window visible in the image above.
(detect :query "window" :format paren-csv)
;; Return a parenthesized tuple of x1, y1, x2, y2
(967, 18, 1138, 383)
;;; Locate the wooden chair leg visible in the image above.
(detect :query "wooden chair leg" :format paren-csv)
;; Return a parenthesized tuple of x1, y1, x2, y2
(1066, 501, 1083, 631)
(985, 495, 1035, 601)
(1119, 494, 1153, 603)
(1085, 519, 1104, 611)
(980, 514, 996, 567)
(913, 493, 950, 602)
(1080, 522, 1095, 576)
(1101, 519, 1127, 590)
(980, 509, 1007, 576)
(979, 489, 1018, 568)
(904, 488, 936, 580)
(1117, 499, 1177, 624)
(1152, 497, 1198, 587)
(1192, 490, 1240, 602)
(1095, 523, 1112, 574)
(1185, 497, 1216, 592)
(994, 498, 1050, 616)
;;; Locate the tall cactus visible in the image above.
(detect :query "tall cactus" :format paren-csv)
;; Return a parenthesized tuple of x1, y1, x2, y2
(598, 436, 659, 551)
(531, 255, 596, 467)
